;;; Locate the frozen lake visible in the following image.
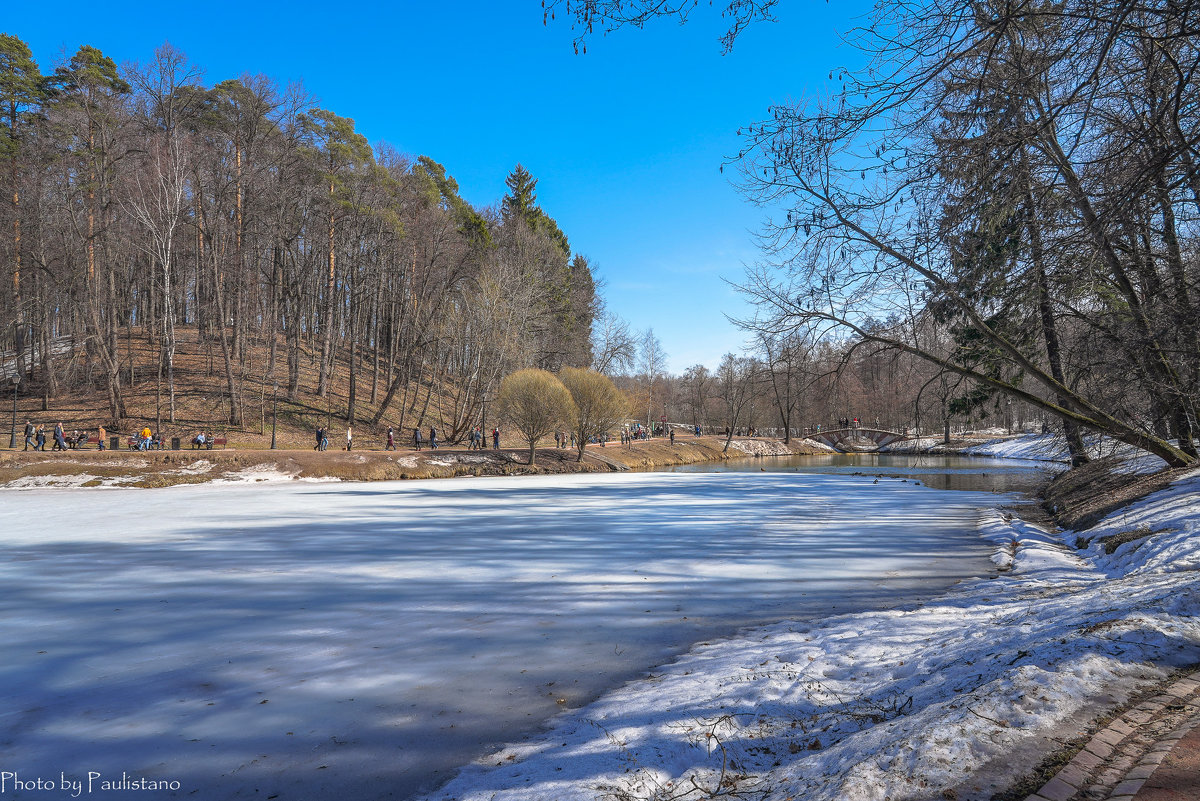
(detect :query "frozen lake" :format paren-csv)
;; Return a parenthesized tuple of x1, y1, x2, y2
(0, 465, 1031, 800)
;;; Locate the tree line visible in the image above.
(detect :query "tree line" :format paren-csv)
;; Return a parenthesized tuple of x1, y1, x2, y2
(0, 38, 597, 440)
(551, 0, 1200, 468)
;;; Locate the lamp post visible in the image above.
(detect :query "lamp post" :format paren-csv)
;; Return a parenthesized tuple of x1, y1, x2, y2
(9, 375, 18, 449)
(270, 379, 279, 450)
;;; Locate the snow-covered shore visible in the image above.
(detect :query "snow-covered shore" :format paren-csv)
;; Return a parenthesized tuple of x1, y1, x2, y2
(426, 436, 1200, 801)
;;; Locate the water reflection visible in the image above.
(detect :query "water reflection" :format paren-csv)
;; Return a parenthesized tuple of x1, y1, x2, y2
(669, 452, 1058, 494)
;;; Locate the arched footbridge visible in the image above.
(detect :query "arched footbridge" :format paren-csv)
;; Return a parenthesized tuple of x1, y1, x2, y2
(807, 427, 909, 452)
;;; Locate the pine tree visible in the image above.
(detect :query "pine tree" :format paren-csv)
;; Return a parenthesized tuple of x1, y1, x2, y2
(0, 34, 42, 387)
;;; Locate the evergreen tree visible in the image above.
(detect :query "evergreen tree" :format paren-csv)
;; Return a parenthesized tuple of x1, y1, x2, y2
(298, 108, 373, 398)
(0, 33, 42, 387)
(501, 163, 538, 225)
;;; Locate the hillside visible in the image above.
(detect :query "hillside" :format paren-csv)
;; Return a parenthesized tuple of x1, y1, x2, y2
(5, 326, 485, 450)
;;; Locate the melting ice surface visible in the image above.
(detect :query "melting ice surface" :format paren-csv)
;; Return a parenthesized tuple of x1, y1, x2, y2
(0, 464, 1038, 800)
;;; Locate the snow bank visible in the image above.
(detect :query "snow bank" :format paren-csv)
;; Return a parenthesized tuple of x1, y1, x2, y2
(427, 471, 1200, 801)
(724, 438, 797, 456)
(962, 432, 1173, 473)
(963, 433, 1072, 461)
(880, 435, 948, 454)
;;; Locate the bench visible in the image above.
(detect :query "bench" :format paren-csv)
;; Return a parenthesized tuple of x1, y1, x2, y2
(189, 436, 227, 450)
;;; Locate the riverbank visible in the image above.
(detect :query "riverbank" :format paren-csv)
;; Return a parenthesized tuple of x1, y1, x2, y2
(0, 434, 830, 489)
(425, 438, 1200, 801)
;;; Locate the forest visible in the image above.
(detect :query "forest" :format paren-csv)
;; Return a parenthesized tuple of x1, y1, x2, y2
(0, 38, 597, 443)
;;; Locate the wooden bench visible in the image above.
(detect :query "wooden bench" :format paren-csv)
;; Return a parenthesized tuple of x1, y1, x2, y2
(189, 436, 227, 450)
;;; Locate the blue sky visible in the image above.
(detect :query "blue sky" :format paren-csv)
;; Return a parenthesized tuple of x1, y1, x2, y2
(7, 1, 864, 371)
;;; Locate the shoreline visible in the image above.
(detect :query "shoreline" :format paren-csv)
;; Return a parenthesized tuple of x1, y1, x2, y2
(422, 444, 1200, 801)
(0, 435, 836, 489)
(0, 431, 1047, 490)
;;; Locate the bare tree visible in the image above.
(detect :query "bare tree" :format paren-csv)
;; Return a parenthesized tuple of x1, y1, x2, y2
(716, 352, 755, 451)
(637, 327, 668, 428)
(125, 130, 189, 424)
(591, 309, 637, 376)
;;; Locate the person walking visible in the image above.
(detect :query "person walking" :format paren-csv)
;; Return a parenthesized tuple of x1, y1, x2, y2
(670, 428, 675, 446)
(23, 421, 34, 451)
(345, 427, 353, 451)
(492, 427, 500, 449)
(429, 426, 438, 449)
(386, 427, 395, 450)
(53, 422, 67, 451)
(35, 424, 45, 451)
(98, 425, 106, 451)
(314, 427, 324, 451)
(413, 427, 423, 450)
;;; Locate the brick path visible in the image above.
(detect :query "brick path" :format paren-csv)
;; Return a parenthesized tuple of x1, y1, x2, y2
(1025, 669, 1200, 801)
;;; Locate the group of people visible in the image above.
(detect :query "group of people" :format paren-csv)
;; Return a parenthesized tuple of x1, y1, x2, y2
(621, 424, 651, 444)
(135, 426, 165, 450)
(412, 427, 438, 450)
(20, 421, 221, 451)
(23, 421, 108, 451)
(190, 431, 215, 449)
(464, 426, 486, 450)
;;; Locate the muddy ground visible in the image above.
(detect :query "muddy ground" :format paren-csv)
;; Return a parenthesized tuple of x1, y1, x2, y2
(0, 435, 831, 489)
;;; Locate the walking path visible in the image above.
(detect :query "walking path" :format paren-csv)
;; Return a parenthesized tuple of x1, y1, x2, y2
(1026, 668, 1200, 801)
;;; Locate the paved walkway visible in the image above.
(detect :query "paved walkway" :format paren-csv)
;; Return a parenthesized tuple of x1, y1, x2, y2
(1025, 669, 1200, 801)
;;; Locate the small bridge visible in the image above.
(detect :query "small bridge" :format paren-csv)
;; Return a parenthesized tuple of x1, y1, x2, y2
(807, 427, 909, 452)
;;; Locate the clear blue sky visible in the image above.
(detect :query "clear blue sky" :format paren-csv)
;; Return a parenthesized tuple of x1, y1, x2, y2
(8, 1, 865, 371)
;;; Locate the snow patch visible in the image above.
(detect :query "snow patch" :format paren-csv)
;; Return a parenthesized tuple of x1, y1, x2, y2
(5, 473, 103, 488)
(171, 459, 214, 475)
(214, 463, 300, 483)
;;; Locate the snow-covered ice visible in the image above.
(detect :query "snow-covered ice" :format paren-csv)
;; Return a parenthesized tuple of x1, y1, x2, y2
(428, 460, 1200, 801)
(0, 469, 1002, 800)
(2, 444, 1196, 801)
